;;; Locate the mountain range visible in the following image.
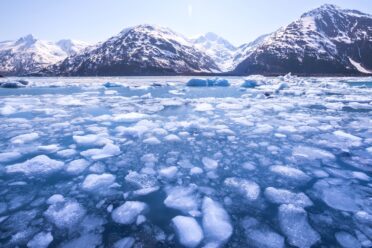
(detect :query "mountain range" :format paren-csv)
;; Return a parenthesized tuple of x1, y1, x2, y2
(0, 4, 371, 76)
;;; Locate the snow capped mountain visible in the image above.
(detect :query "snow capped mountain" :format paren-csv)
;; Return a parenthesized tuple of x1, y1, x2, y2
(0, 35, 90, 76)
(42, 25, 220, 76)
(234, 4, 372, 75)
(192, 32, 237, 71)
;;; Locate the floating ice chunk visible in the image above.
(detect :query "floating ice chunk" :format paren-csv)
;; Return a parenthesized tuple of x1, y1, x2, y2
(0, 151, 22, 163)
(136, 215, 146, 225)
(242, 162, 256, 170)
(159, 166, 178, 180)
(47, 194, 65, 205)
(57, 149, 76, 158)
(241, 80, 258, 88)
(275, 82, 289, 93)
(11, 132, 39, 144)
(187, 78, 229, 87)
(335, 232, 361, 248)
(81, 173, 116, 192)
(224, 177, 260, 201)
(264, 187, 313, 207)
(312, 179, 359, 212)
(190, 167, 203, 175)
(333, 130, 362, 146)
(113, 112, 148, 122)
(0, 105, 16, 115)
(38, 144, 60, 153)
(6, 155, 64, 176)
(202, 157, 219, 170)
(143, 137, 161, 145)
(293, 146, 335, 160)
(125, 170, 158, 189)
(352, 171, 370, 181)
(132, 187, 159, 197)
(44, 200, 86, 229)
(164, 186, 199, 215)
(241, 217, 284, 248)
(253, 124, 274, 134)
(81, 143, 121, 160)
(27, 232, 53, 248)
(278, 204, 320, 248)
(164, 134, 181, 142)
(194, 103, 214, 112)
(111, 201, 148, 225)
(269, 165, 310, 182)
(113, 237, 135, 248)
(202, 197, 232, 246)
(172, 216, 204, 248)
(66, 159, 90, 175)
(73, 134, 110, 146)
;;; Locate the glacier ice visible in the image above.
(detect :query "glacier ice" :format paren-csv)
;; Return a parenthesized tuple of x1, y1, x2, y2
(172, 215, 204, 248)
(111, 201, 148, 225)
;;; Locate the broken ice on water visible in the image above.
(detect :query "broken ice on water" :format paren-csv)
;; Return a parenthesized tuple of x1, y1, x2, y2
(0, 75, 371, 247)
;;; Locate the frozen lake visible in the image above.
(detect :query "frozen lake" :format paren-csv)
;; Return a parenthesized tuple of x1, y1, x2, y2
(0, 76, 371, 248)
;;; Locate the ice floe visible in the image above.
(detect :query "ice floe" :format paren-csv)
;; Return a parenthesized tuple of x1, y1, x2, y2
(172, 216, 203, 248)
(111, 201, 148, 225)
(5, 155, 64, 176)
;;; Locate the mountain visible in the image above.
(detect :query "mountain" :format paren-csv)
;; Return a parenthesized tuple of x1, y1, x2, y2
(41, 25, 220, 76)
(0, 35, 90, 76)
(234, 4, 372, 75)
(192, 32, 237, 71)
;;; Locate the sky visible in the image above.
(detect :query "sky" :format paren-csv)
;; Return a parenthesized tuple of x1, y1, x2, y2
(1, 0, 372, 46)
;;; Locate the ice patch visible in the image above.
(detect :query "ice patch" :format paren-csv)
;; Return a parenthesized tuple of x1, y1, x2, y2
(335, 231, 361, 248)
(113, 237, 135, 248)
(0, 151, 22, 163)
(164, 134, 181, 142)
(0, 105, 16, 115)
(81, 173, 116, 192)
(172, 216, 204, 248)
(73, 134, 110, 147)
(159, 166, 178, 180)
(202, 197, 233, 246)
(264, 187, 313, 207)
(194, 103, 214, 112)
(293, 146, 335, 160)
(270, 165, 310, 182)
(47, 194, 65, 205)
(81, 143, 121, 160)
(111, 201, 148, 225)
(224, 177, 260, 201)
(11, 132, 39, 144)
(186, 78, 230, 87)
(164, 186, 199, 215)
(66, 159, 90, 175)
(27, 232, 53, 248)
(143, 137, 161, 145)
(44, 200, 86, 229)
(113, 112, 148, 122)
(5, 155, 64, 176)
(202, 157, 219, 170)
(333, 130, 362, 146)
(278, 204, 320, 248)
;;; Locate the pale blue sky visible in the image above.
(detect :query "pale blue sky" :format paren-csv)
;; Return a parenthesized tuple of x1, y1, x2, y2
(1, 0, 371, 46)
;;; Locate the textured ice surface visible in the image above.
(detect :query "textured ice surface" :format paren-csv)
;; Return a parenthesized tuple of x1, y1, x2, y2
(172, 216, 204, 247)
(0, 76, 371, 247)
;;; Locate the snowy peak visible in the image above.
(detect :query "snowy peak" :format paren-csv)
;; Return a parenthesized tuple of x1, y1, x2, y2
(56, 39, 91, 55)
(15, 34, 37, 47)
(42, 24, 220, 76)
(193, 32, 237, 71)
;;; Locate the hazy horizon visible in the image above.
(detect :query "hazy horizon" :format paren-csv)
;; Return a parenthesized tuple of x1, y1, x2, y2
(1, 0, 372, 46)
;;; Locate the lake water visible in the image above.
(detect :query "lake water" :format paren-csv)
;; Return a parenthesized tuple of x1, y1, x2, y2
(0, 76, 371, 248)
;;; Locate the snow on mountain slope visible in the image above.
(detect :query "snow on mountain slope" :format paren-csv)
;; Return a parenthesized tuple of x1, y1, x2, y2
(42, 25, 220, 76)
(0, 35, 90, 76)
(192, 32, 237, 71)
(234, 4, 372, 75)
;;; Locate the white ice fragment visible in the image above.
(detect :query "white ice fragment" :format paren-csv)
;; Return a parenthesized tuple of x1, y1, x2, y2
(0, 105, 16, 115)
(57, 149, 76, 158)
(194, 103, 214, 112)
(5, 155, 64, 176)
(202, 157, 219, 170)
(47, 194, 65, 205)
(164, 134, 181, 142)
(159, 166, 178, 180)
(0, 151, 22, 163)
(264, 187, 313, 207)
(113, 237, 135, 248)
(38, 144, 60, 153)
(164, 186, 199, 215)
(111, 201, 148, 225)
(143, 137, 161, 145)
(352, 171, 370, 181)
(278, 204, 320, 248)
(113, 112, 148, 122)
(190, 167, 203, 175)
(11, 132, 39, 144)
(73, 134, 110, 146)
(66, 159, 90, 175)
(27, 232, 53, 248)
(333, 130, 362, 146)
(81, 173, 116, 192)
(136, 215, 146, 225)
(172, 216, 204, 248)
(44, 200, 86, 229)
(202, 197, 233, 246)
(335, 231, 361, 248)
(81, 143, 121, 160)
(270, 165, 310, 182)
(293, 146, 335, 160)
(224, 177, 260, 201)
